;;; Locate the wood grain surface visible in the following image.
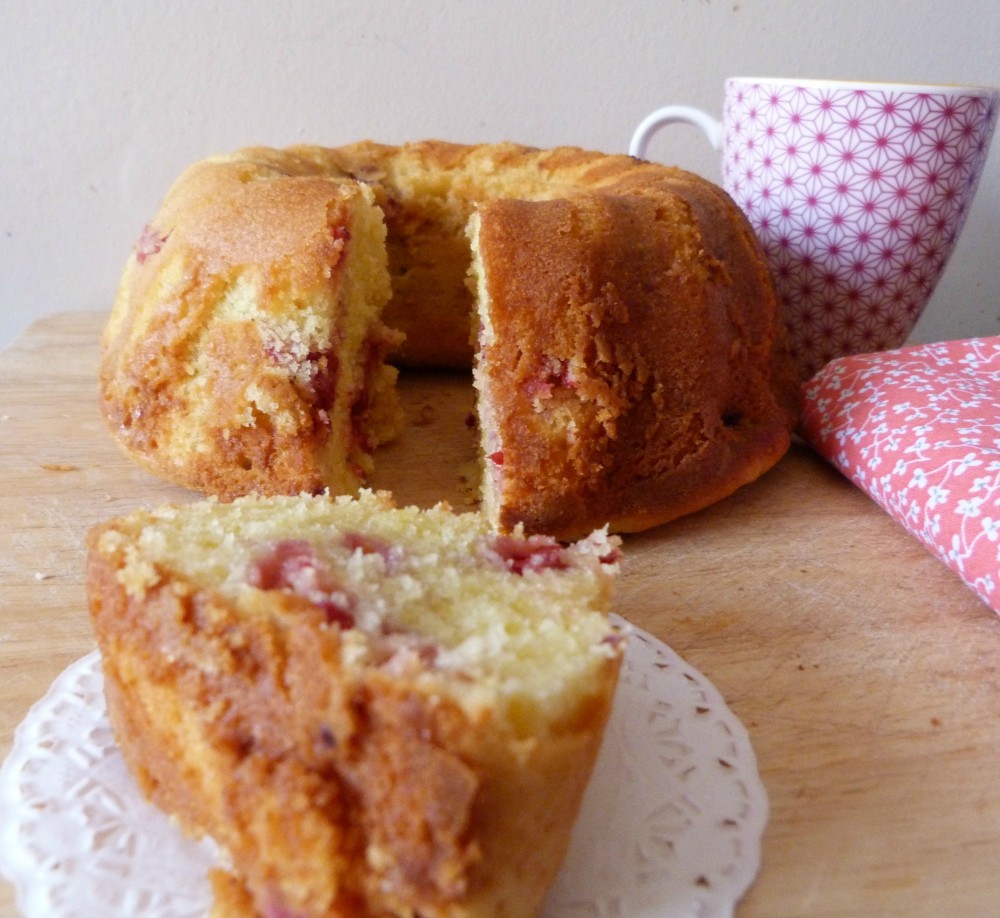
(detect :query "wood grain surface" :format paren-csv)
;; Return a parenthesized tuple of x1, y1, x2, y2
(2, 311, 999, 916)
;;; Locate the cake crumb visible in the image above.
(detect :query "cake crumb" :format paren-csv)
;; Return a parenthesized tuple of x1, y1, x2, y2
(40, 462, 79, 472)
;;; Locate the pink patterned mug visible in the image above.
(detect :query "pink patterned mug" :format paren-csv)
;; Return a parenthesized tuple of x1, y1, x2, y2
(630, 77, 999, 379)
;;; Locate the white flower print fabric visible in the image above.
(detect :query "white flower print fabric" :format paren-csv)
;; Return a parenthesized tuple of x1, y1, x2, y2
(800, 336, 1000, 614)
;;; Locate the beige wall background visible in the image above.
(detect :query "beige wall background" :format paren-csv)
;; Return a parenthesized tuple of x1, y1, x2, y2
(2, 0, 998, 350)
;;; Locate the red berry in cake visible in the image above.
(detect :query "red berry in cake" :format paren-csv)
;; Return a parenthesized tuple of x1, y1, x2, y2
(341, 530, 403, 571)
(247, 539, 357, 628)
(486, 533, 568, 575)
(134, 224, 168, 263)
(331, 225, 351, 250)
(524, 356, 577, 402)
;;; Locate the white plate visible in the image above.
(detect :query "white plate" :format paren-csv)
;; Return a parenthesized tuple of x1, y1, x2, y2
(0, 617, 767, 917)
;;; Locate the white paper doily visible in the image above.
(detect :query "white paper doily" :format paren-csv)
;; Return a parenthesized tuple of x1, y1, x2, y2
(0, 618, 768, 917)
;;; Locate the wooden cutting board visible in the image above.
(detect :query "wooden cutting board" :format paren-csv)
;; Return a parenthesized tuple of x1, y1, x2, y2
(2, 311, 999, 916)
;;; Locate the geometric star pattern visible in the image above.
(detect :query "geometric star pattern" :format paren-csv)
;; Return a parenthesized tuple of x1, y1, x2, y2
(722, 79, 999, 379)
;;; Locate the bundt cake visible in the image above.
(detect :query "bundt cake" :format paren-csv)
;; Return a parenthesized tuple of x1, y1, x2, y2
(86, 489, 624, 917)
(99, 140, 799, 538)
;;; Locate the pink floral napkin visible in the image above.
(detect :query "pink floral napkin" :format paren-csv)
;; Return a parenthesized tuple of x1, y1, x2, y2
(799, 336, 1000, 615)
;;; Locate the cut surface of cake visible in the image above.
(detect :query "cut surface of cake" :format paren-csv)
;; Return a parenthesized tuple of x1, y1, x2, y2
(100, 154, 403, 500)
(86, 490, 624, 917)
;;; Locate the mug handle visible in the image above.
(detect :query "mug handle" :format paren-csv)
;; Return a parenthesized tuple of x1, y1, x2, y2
(629, 106, 723, 158)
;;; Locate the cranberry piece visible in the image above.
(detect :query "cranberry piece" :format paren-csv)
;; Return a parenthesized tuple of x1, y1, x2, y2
(247, 540, 356, 628)
(523, 377, 554, 400)
(307, 349, 339, 427)
(134, 224, 168, 263)
(341, 530, 403, 569)
(318, 596, 356, 629)
(317, 724, 337, 749)
(261, 341, 340, 433)
(487, 534, 568, 575)
(601, 631, 626, 649)
(487, 450, 504, 465)
(246, 539, 312, 590)
(342, 530, 389, 556)
(597, 544, 622, 566)
(524, 356, 576, 401)
(415, 641, 439, 664)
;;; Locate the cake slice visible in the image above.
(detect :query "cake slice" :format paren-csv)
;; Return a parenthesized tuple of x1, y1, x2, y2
(86, 490, 624, 917)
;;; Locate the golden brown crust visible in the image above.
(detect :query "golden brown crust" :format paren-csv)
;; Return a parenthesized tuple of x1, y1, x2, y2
(473, 188, 797, 540)
(87, 508, 618, 917)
